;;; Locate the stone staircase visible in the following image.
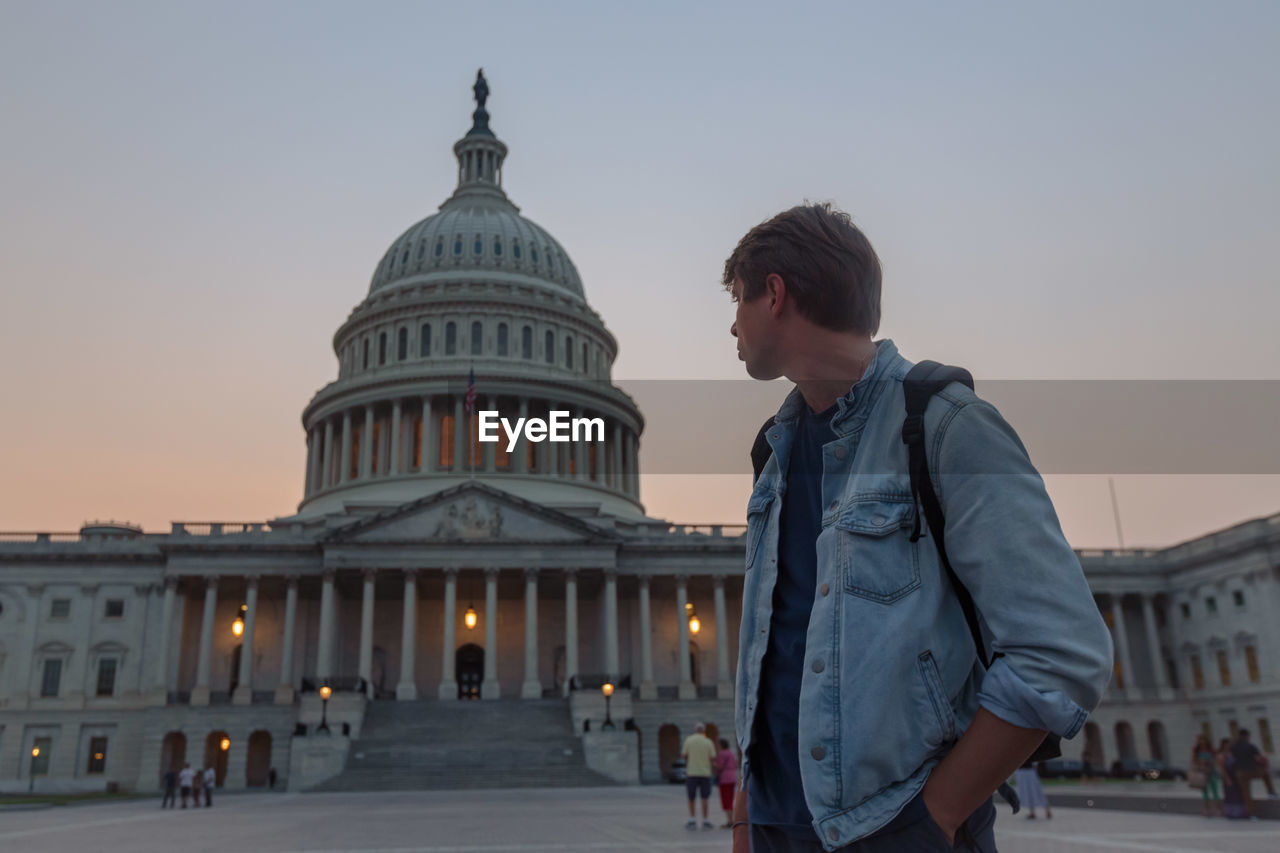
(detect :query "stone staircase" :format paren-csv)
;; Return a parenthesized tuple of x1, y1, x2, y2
(310, 697, 617, 791)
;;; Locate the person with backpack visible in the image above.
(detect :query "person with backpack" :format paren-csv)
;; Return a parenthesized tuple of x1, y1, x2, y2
(723, 202, 1114, 852)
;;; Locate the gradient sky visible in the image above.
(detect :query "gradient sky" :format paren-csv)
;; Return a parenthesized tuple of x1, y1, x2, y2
(1, 1, 1277, 547)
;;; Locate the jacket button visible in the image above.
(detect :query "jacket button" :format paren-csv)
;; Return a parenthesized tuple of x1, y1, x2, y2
(810, 746, 825, 761)
(872, 514, 887, 526)
(811, 659, 825, 673)
(820, 583, 829, 597)
(833, 446, 847, 460)
(827, 827, 840, 842)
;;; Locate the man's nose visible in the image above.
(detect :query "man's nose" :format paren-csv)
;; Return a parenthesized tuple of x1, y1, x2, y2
(730, 321, 738, 338)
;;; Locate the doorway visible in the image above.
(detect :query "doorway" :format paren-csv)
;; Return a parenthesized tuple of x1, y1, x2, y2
(456, 644, 484, 699)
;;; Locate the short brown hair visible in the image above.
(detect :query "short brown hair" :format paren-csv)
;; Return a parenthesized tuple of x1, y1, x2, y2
(722, 202, 881, 335)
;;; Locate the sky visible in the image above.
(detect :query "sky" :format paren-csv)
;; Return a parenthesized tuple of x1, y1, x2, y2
(1, 1, 1277, 547)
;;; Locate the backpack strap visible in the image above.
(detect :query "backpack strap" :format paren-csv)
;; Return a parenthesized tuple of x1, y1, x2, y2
(750, 416, 777, 485)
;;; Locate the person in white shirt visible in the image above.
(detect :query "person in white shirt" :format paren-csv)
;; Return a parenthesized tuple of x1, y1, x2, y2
(178, 764, 194, 808)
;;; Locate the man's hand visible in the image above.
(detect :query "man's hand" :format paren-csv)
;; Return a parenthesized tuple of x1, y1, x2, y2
(731, 788, 749, 853)
(921, 707, 1048, 842)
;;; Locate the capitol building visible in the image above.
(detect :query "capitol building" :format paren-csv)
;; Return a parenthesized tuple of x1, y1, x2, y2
(0, 73, 1277, 793)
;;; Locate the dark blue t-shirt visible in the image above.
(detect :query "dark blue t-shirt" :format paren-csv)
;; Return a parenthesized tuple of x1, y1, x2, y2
(748, 400, 836, 838)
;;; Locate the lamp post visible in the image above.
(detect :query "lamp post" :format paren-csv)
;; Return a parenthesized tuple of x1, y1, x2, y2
(601, 681, 616, 731)
(318, 684, 332, 734)
(28, 746, 39, 794)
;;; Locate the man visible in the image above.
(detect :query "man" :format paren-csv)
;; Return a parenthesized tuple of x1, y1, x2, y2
(682, 722, 718, 830)
(1231, 729, 1276, 815)
(203, 765, 215, 807)
(725, 203, 1114, 852)
(177, 762, 194, 808)
(161, 766, 177, 808)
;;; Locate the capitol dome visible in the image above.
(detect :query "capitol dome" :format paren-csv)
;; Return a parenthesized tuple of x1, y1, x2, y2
(294, 70, 645, 520)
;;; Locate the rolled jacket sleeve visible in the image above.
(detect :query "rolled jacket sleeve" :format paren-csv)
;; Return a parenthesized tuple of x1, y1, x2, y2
(935, 397, 1114, 738)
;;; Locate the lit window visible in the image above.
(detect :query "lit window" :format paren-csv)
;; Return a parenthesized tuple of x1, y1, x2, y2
(1246, 646, 1261, 683)
(420, 324, 431, 357)
(104, 599, 124, 619)
(471, 321, 482, 356)
(41, 658, 62, 697)
(398, 328, 408, 361)
(1191, 654, 1205, 690)
(1217, 649, 1231, 686)
(522, 326, 532, 359)
(50, 599, 70, 619)
(446, 322, 457, 355)
(96, 658, 117, 697)
(87, 737, 108, 774)
(439, 412, 455, 468)
(497, 323, 508, 357)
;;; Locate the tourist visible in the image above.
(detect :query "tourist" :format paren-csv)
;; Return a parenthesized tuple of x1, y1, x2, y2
(1013, 761, 1050, 820)
(1192, 734, 1221, 817)
(681, 722, 717, 830)
(203, 765, 215, 807)
(724, 203, 1114, 852)
(178, 763, 194, 808)
(191, 762, 203, 807)
(161, 767, 177, 808)
(1219, 738, 1248, 819)
(1231, 729, 1275, 816)
(713, 738, 739, 828)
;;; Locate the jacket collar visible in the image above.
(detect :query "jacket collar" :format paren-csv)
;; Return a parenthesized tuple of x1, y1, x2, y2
(774, 339, 901, 436)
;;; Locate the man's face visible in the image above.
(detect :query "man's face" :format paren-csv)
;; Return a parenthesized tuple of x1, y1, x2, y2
(729, 277, 781, 380)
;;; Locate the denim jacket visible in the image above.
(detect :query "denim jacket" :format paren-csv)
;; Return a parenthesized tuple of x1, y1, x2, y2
(735, 340, 1114, 850)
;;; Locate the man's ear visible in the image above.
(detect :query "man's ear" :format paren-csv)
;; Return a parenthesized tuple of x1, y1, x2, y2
(763, 273, 786, 318)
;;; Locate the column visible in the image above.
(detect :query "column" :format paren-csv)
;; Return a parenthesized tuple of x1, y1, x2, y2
(316, 570, 336, 682)
(13, 584, 44, 707)
(603, 570, 619, 680)
(437, 569, 458, 700)
(359, 405, 374, 479)
(321, 419, 334, 488)
(482, 568, 501, 699)
(677, 575, 696, 699)
(624, 431, 635, 497)
(390, 399, 403, 475)
(419, 396, 433, 473)
(396, 570, 419, 700)
(131, 584, 155, 699)
(65, 584, 97, 703)
(303, 430, 315, 496)
(563, 569, 579, 696)
(1110, 594, 1136, 698)
(274, 577, 298, 704)
(149, 579, 177, 704)
(359, 569, 376, 698)
(1142, 594, 1172, 698)
(453, 396, 466, 470)
(714, 576, 732, 699)
(232, 577, 259, 705)
(339, 410, 353, 483)
(521, 568, 542, 698)
(310, 429, 323, 494)
(514, 398, 528, 474)
(638, 576, 656, 699)
(190, 577, 217, 706)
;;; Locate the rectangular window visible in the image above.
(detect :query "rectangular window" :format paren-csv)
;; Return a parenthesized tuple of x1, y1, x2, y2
(104, 599, 124, 619)
(1260, 719, 1275, 754)
(1206, 597, 1218, 616)
(1217, 649, 1231, 686)
(31, 737, 52, 776)
(438, 413, 455, 468)
(41, 659, 62, 697)
(87, 736, 108, 774)
(1232, 590, 1245, 608)
(1180, 602, 1191, 620)
(1191, 654, 1205, 690)
(371, 422, 381, 475)
(96, 658, 117, 697)
(1245, 646, 1261, 683)
(50, 598, 70, 619)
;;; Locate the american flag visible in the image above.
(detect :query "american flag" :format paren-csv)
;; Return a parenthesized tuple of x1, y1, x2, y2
(464, 367, 477, 415)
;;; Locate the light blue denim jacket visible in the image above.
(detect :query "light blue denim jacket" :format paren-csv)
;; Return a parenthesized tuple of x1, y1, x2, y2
(735, 340, 1114, 849)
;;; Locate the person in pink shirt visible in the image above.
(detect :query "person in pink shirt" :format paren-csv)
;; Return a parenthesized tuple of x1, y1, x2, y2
(713, 738, 740, 829)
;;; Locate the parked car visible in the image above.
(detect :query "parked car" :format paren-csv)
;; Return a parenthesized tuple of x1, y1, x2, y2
(667, 759, 687, 783)
(1111, 759, 1187, 781)
(1036, 759, 1085, 779)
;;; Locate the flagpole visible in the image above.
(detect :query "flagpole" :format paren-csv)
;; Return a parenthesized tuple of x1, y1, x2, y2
(468, 361, 475, 481)
(1108, 477, 1125, 549)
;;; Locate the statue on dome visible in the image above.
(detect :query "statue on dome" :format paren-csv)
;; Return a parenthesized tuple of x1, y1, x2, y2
(473, 69, 489, 109)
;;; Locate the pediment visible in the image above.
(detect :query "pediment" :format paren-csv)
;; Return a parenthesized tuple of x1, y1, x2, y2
(325, 482, 617, 545)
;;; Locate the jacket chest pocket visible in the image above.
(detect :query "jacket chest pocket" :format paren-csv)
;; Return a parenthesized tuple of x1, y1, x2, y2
(837, 498, 920, 603)
(744, 491, 775, 569)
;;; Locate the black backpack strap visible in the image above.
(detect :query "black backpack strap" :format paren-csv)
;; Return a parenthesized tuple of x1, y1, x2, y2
(750, 416, 777, 485)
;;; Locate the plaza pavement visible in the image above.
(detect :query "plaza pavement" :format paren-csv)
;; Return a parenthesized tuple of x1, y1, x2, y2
(2, 787, 1278, 853)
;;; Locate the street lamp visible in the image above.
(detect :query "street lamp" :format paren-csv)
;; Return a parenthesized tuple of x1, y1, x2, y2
(464, 604, 478, 630)
(601, 682, 616, 731)
(318, 684, 332, 734)
(685, 601, 700, 635)
(28, 746, 39, 794)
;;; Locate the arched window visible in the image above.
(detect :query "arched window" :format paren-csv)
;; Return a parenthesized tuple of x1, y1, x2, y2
(473, 236, 483, 256)
(522, 326, 533, 359)
(420, 323, 431, 357)
(362, 338, 369, 370)
(453, 237, 463, 256)
(379, 332, 388, 366)
(544, 330, 554, 363)
(494, 237, 502, 257)
(513, 241, 522, 260)
(471, 321, 483, 355)
(397, 327, 408, 361)
(446, 322, 457, 355)
(497, 323, 508, 356)
(565, 336, 574, 369)
(435, 238, 444, 257)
